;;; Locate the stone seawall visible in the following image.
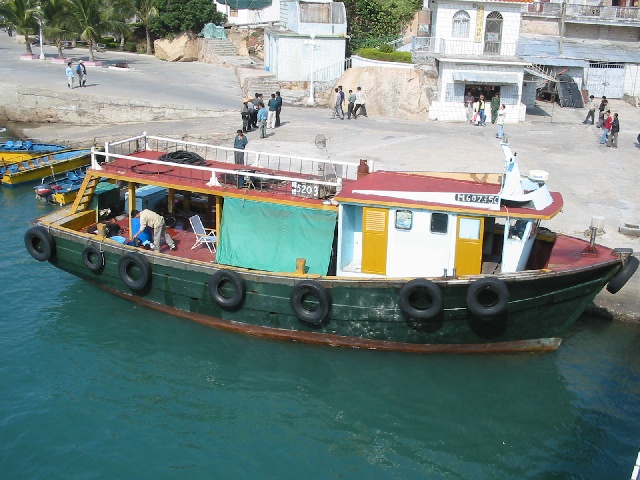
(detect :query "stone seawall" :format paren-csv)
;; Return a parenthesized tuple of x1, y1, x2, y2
(0, 83, 231, 124)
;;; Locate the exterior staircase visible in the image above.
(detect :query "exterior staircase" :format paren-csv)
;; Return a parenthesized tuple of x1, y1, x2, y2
(203, 38, 240, 56)
(71, 173, 100, 213)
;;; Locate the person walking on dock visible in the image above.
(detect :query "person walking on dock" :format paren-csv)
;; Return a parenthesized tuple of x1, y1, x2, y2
(76, 60, 87, 87)
(65, 62, 75, 89)
(606, 113, 619, 148)
(583, 95, 597, 125)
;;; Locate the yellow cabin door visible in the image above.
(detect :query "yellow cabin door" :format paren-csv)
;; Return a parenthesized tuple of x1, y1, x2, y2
(454, 216, 484, 276)
(362, 207, 388, 275)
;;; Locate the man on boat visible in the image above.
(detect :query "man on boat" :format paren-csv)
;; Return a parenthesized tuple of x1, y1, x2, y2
(131, 209, 176, 251)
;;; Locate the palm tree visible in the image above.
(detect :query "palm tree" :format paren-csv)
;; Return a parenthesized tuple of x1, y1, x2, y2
(0, 0, 40, 55)
(66, 0, 115, 61)
(41, 0, 74, 58)
(134, 0, 158, 55)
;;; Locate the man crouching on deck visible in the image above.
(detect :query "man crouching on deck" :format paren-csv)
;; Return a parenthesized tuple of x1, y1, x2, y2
(131, 209, 176, 252)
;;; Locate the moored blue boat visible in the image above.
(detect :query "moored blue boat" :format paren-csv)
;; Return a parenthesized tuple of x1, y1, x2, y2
(1, 149, 91, 185)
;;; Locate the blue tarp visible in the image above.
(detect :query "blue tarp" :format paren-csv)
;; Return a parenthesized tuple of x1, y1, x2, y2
(216, 198, 337, 274)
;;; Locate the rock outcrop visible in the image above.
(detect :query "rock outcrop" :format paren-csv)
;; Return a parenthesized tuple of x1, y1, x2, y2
(154, 33, 199, 62)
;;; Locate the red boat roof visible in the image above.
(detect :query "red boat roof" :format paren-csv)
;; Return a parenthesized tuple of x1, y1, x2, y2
(336, 170, 564, 220)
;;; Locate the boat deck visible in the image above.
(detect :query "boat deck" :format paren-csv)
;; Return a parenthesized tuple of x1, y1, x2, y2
(92, 217, 617, 273)
(97, 150, 347, 207)
(91, 217, 217, 263)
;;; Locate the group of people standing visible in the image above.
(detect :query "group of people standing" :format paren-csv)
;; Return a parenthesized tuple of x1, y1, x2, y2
(241, 91, 283, 139)
(332, 86, 367, 120)
(464, 91, 506, 138)
(583, 95, 619, 148)
(65, 60, 87, 89)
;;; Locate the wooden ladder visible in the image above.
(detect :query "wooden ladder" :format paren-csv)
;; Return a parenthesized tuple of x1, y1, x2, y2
(71, 173, 100, 213)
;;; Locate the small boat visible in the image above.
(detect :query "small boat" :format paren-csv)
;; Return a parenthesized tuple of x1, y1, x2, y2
(1, 149, 91, 186)
(24, 133, 638, 354)
(0, 140, 67, 165)
(35, 169, 87, 205)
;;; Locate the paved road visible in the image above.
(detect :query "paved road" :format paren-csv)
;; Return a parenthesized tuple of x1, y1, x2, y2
(2, 34, 639, 318)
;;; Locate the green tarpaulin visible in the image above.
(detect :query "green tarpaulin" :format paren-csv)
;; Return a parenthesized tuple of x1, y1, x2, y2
(215, 0, 272, 9)
(216, 198, 337, 274)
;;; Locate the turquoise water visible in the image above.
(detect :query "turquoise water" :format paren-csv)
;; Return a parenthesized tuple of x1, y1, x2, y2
(2, 182, 640, 479)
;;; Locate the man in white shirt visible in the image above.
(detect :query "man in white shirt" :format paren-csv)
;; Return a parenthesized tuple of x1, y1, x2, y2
(131, 209, 176, 251)
(582, 95, 597, 125)
(354, 87, 367, 118)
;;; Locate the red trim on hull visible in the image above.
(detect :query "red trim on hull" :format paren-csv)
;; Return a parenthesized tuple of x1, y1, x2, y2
(99, 283, 561, 354)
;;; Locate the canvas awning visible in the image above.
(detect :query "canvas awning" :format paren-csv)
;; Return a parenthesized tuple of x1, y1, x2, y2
(216, 0, 272, 9)
(216, 198, 337, 275)
(452, 72, 521, 85)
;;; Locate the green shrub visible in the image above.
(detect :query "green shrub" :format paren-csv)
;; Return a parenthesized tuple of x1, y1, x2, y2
(135, 43, 146, 53)
(125, 42, 137, 52)
(378, 43, 394, 53)
(355, 48, 413, 64)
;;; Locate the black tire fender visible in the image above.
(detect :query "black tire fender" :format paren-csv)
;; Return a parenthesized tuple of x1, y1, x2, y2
(118, 253, 151, 291)
(607, 256, 639, 294)
(24, 226, 56, 262)
(208, 269, 245, 309)
(82, 244, 104, 272)
(399, 279, 443, 319)
(290, 280, 331, 326)
(466, 278, 509, 318)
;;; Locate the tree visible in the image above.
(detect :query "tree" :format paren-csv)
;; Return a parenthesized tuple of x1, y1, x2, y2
(66, 0, 120, 61)
(0, 0, 40, 54)
(343, 0, 421, 50)
(134, 0, 158, 55)
(149, 0, 226, 38)
(41, 0, 74, 58)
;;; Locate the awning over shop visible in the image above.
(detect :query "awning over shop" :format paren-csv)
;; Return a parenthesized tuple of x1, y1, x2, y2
(452, 71, 521, 85)
(216, 198, 337, 275)
(216, 0, 272, 9)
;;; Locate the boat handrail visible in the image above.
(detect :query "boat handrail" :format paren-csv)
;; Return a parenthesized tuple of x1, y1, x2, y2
(103, 133, 369, 181)
(91, 150, 345, 189)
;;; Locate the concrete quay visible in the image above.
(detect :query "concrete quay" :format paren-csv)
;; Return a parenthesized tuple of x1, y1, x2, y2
(1, 35, 638, 320)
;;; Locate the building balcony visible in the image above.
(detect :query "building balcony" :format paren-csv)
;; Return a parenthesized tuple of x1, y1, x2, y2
(522, 2, 640, 25)
(412, 36, 519, 59)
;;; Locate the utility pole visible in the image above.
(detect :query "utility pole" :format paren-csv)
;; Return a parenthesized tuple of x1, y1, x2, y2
(559, 0, 567, 54)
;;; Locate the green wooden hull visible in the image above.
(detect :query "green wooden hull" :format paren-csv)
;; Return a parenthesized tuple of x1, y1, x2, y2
(39, 228, 622, 353)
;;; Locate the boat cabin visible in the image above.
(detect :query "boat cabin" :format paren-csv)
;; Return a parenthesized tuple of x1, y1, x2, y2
(334, 144, 562, 277)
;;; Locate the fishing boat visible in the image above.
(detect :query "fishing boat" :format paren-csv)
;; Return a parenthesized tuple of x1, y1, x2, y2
(1, 149, 91, 186)
(35, 169, 87, 205)
(24, 133, 638, 353)
(0, 140, 66, 165)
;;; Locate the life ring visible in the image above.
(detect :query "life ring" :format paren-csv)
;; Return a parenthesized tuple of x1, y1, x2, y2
(398, 279, 443, 319)
(24, 226, 56, 262)
(118, 253, 151, 291)
(466, 278, 509, 318)
(290, 280, 331, 326)
(208, 269, 245, 309)
(606, 256, 639, 294)
(82, 244, 104, 272)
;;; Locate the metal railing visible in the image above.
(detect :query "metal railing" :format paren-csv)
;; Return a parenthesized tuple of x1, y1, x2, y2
(412, 37, 518, 57)
(96, 133, 368, 187)
(306, 58, 352, 83)
(522, 3, 640, 22)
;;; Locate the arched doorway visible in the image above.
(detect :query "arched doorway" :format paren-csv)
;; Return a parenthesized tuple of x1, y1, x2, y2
(484, 12, 503, 54)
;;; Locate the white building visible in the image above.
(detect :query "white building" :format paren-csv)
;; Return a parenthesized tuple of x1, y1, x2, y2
(214, 0, 282, 25)
(421, 0, 530, 122)
(264, 1, 347, 82)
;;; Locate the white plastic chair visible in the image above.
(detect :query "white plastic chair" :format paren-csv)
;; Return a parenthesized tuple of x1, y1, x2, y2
(189, 215, 217, 254)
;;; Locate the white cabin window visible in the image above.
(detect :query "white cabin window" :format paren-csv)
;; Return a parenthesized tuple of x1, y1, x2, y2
(459, 217, 481, 240)
(431, 213, 448, 234)
(229, 7, 238, 17)
(395, 210, 413, 230)
(452, 11, 470, 38)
